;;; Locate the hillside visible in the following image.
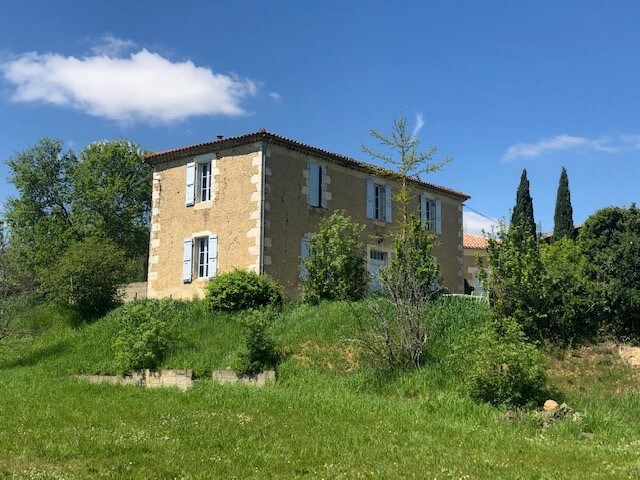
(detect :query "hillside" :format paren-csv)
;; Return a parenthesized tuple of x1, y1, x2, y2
(1, 298, 639, 479)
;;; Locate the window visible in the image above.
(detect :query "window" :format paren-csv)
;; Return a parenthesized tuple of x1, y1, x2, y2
(421, 194, 442, 234)
(199, 162, 211, 202)
(366, 180, 391, 222)
(182, 234, 218, 283)
(197, 237, 209, 278)
(185, 159, 213, 206)
(368, 248, 389, 291)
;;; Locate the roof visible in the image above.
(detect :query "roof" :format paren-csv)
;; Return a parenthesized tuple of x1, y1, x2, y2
(144, 129, 471, 201)
(463, 233, 489, 249)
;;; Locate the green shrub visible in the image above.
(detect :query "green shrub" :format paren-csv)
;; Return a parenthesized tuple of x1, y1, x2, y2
(540, 237, 593, 341)
(302, 210, 367, 303)
(43, 236, 129, 317)
(579, 205, 640, 336)
(236, 308, 280, 376)
(456, 317, 548, 407)
(486, 222, 551, 340)
(204, 270, 283, 312)
(112, 300, 173, 374)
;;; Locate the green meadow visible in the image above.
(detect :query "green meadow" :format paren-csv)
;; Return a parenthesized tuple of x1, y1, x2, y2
(1, 298, 639, 479)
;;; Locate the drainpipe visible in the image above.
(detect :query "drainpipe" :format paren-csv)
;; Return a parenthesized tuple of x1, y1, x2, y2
(259, 141, 267, 275)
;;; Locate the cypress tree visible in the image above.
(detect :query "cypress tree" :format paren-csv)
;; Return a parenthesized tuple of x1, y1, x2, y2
(553, 166, 574, 240)
(511, 169, 536, 238)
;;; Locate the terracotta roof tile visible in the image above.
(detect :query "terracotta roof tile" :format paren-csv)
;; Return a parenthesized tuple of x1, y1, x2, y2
(144, 129, 471, 200)
(463, 233, 489, 249)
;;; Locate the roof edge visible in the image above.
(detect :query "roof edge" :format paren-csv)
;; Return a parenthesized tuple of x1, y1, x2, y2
(144, 130, 471, 200)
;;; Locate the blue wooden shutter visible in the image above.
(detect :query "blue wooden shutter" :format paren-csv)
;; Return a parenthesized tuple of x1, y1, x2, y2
(208, 234, 218, 278)
(185, 162, 196, 206)
(182, 238, 193, 283)
(385, 185, 392, 223)
(435, 199, 442, 235)
(308, 163, 320, 207)
(366, 180, 374, 219)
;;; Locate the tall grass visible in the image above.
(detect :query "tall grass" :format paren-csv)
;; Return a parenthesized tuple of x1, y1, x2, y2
(0, 297, 639, 478)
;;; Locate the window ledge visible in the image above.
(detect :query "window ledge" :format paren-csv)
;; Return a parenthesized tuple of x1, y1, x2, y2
(371, 220, 387, 227)
(194, 201, 213, 210)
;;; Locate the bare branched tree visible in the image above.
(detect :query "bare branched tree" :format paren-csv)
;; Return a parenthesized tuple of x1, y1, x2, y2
(356, 114, 450, 369)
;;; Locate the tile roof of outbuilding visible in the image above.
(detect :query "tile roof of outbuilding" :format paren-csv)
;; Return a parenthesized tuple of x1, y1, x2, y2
(144, 129, 471, 200)
(463, 233, 489, 249)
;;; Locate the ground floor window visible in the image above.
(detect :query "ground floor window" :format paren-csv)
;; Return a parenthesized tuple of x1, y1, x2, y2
(197, 237, 209, 278)
(368, 248, 389, 291)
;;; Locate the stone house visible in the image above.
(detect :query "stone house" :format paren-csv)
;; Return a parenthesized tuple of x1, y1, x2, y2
(144, 129, 471, 299)
(462, 233, 490, 294)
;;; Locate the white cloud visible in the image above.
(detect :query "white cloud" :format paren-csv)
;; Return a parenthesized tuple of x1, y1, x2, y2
(412, 112, 425, 137)
(90, 35, 137, 56)
(1, 42, 258, 123)
(502, 133, 639, 162)
(268, 92, 282, 101)
(464, 211, 499, 236)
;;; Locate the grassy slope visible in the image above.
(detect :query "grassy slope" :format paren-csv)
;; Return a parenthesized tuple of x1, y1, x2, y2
(1, 299, 639, 479)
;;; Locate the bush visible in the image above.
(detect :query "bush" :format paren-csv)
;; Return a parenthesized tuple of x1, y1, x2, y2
(486, 222, 551, 340)
(456, 317, 548, 407)
(112, 300, 173, 374)
(302, 210, 368, 303)
(205, 270, 283, 312)
(236, 308, 280, 376)
(43, 236, 129, 317)
(540, 237, 593, 341)
(579, 205, 640, 336)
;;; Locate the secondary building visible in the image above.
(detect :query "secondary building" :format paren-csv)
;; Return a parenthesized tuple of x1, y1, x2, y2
(144, 129, 471, 299)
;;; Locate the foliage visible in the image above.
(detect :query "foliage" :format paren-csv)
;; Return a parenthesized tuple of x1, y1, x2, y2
(486, 221, 551, 339)
(456, 317, 549, 407)
(579, 204, 640, 336)
(301, 210, 367, 303)
(236, 308, 281, 376)
(540, 237, 593, 341)
(358, 115, 450, 371)
(3, 138, 151, 290)
(43, 236, 129, 316)
(358, 220, 442, 369)
(511, 169, 537, 239)
(112, 300, 173, 374)
(205, 269, 284, 312)
(553, 166, 574, 240)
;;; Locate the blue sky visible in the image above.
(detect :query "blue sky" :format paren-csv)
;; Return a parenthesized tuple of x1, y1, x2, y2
(1, 0, 638, 234)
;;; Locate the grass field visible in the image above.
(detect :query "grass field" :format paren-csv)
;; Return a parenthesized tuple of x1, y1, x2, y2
(1, 298, 639, 479)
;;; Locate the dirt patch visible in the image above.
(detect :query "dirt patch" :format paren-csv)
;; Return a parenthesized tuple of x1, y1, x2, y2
(618, 345, 640, 367)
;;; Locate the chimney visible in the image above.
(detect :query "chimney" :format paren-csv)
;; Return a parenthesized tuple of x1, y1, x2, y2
(216, 135, 224, 140)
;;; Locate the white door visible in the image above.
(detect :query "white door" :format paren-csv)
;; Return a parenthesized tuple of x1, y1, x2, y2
(369, 249, 388, 291)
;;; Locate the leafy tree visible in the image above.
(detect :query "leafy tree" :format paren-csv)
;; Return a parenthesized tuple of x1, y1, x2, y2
(73, 140, 152, 262)
(579, 205, 640, 335)
(4, 139, 79, 278)
(511, 169, 536, 239)
(4, 137, 152, 296)
(302, 210, 367, 303)
(553, 167, 574, 240)
(43, 236, 130, 316)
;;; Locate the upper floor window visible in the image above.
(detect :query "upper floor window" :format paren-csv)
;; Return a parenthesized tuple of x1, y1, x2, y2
(199, 162, 211, 202)
(185, 158, 214, 206)
(366, 180, 391, 223)
(421, 194, 442, 234)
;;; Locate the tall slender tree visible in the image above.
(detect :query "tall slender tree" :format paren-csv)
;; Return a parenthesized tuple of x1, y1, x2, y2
(511, 169, 536, 238)
(553, 166, 574, 240)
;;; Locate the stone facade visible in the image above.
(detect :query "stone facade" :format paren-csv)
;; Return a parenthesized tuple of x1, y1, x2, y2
(145, 131, 470, 299)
